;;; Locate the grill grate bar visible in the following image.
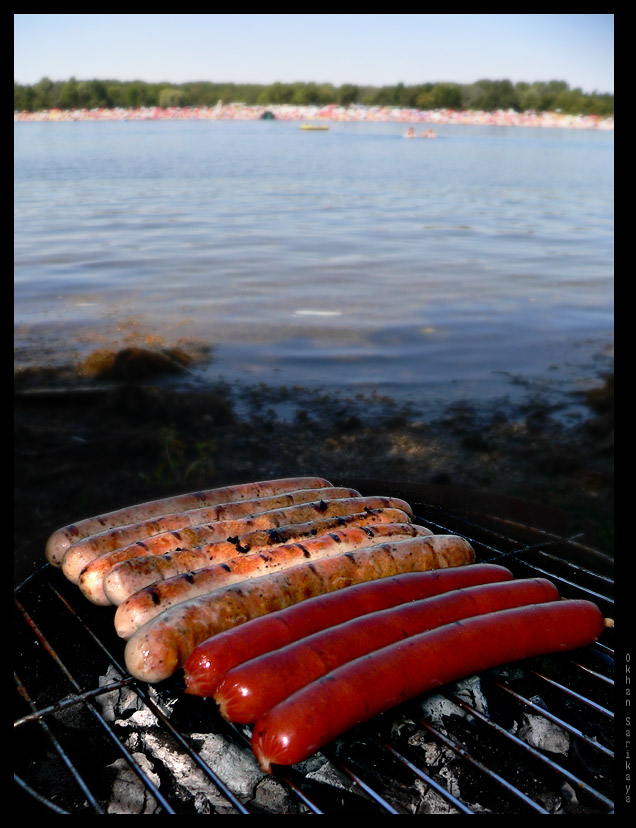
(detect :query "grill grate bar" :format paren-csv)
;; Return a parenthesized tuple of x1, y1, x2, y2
(269, 773, 326, 814)
(493, 560, 613, 607)
(45, 583, 255, 815)
(373, 735, 476, 814)
(15, 670, 105, 814)
(14, 675, 136, 728)
(415, 513, 613, 597)
(417, 508, 605, 564)
(416, 520, 613, 610)
(224, 720, 327, 814)
(530, 548, 613, 586)
(591, 641, 614, 658)
(414, 713, 551, 813)
(121, 685, 253, 814)
(526, 666, 613, 719)
(495, 550, 614, 596)
(320, 749, 403, 814)
(571, 659, 614, 686)
(15, 596, 178, 814)
(446, 689, 614, 811)
(227, 719, 406, 813)
(490, 678, 613, 759)
(15, 773, 71, 815)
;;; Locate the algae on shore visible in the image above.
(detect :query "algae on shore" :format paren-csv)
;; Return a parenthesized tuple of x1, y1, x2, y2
(14, 346, 613, 584)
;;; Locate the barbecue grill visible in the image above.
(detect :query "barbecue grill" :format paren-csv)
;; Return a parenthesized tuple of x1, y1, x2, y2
(14, 481, 616, 814)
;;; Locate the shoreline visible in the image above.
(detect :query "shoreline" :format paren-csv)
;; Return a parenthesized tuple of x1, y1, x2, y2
(14, 348, 613, 585)
(13, 103, 614, 131)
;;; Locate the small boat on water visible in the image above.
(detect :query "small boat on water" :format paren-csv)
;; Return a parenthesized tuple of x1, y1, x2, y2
(300, 123, 329, 131)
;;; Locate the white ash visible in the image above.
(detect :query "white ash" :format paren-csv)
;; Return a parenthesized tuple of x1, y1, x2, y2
(407, 737, 494, 815)
(189, 731, 264, 800)
(97, 665, 174, 728)
(285, 750, 327, 776)
(535, 780, 579, 814)
(405, 728, 456, 769)
(252, 775, 306, 814)
(412, 777, 463, 815)
(96, 668, 145, 724)
(95, 667, 264, 813)
(95, 665, 353, 814)
(449, 675, 489, 718)
(418, 694, 462, 727)
(512, 694, 570, 755)
(305, 757, 358, 792)
(536, 788, 563, 813)
(130, 729, 254, 814)
(417, 675, 488, 727)
(412, 770, 488, 815)
(105, 754, 162, 814)
(390, 717, 468, 813)
(438, 763, 462, 799)
(559, 781, 580, 809)
(394, 679, 492, 816)
(536, 782, 581, 815)
(514, 712, 570, 755)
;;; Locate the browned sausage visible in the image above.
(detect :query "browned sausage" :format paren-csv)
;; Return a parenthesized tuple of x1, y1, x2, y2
(62, 486, 360, 584)
(73, 494, 412, 600)
(114, 523, 434, 635)
(123, 534, 475, 682)
(46, 476, 334, 566)
(102, 507, 413, 605)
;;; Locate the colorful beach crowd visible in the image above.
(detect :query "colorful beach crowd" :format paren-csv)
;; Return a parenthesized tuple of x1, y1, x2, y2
(14, 103, 614, 131)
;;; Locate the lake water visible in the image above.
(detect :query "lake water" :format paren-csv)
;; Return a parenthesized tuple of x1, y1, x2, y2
(14, 119, 614, 420)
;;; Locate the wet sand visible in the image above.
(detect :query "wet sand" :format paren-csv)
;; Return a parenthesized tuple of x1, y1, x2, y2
(14, 344, 613, 586)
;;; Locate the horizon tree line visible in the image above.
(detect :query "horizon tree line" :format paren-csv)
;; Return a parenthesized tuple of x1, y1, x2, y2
(14, 77, 614, 117)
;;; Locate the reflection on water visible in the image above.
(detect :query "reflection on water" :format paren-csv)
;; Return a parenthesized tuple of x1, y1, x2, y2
(14, 119, 613, 416)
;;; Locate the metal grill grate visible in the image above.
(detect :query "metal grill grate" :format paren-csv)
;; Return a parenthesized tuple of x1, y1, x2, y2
(14, 491, 614, 815)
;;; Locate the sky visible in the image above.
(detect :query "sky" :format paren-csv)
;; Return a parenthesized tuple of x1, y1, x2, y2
(14, 14, 614, 95)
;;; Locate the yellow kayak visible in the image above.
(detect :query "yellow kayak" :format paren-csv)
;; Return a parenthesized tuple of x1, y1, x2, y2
(300, 123, 329, 131)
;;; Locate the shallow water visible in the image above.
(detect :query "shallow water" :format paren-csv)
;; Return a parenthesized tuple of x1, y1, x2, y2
(14, 119, 613, 419)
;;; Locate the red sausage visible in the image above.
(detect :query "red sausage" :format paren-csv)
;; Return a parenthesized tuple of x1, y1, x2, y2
(251, 599, 605, 772)
(215, 578, 560, 723)
(183, 563, 513, 697)
(124, 534, 475, 683)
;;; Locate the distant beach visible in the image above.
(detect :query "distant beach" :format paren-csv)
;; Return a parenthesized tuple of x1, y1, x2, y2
(13, 103, 614, 131)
